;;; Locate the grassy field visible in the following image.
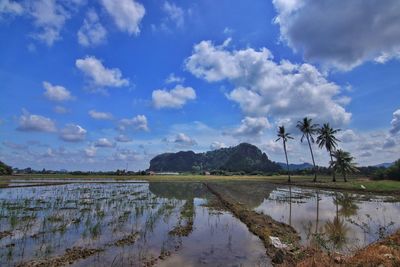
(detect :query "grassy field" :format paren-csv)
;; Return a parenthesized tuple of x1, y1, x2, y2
(1, 173, 400, 194)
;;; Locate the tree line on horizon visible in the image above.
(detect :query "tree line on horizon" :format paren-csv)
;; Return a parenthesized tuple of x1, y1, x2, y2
(276, 117, 358, 183)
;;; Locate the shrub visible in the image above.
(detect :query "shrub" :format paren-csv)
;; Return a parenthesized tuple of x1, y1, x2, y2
(372, 159, 400, 181)
(0, 161, 12, 175)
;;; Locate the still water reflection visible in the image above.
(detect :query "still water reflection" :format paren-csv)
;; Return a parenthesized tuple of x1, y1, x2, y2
(254, 186, 400, 253)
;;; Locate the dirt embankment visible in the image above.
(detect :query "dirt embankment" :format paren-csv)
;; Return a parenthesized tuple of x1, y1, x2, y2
(16, 231, 140, 266)
(204, 183, 301, 265)
(347, 230, 400, 267)
(111, 232, 139, 247)
(16, 247, 103, 267)
(169, 199, 194, 237)
(0, 231, 12, 239)
(295, 230, 400, 267)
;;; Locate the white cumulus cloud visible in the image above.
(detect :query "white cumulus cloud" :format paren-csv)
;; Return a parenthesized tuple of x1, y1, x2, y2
(152, 84, 196, 109)
(60, 124, 86, 142)
(162, 1, 184, 28)
(88, 110, 113, 120)
(233, 117, 271, 137)
(390, 109, 400, 135)
(0, 0, 23, 15)
(272, 0, 400, 70)
(118, 115, 149, 131)
(28, 0, 83, 46)
(174, 133, 197, 146)
(338, 129, 358, 143)
(76, 56, 129, 89)
(101, 0, 145, 35)
(210, 141, 227, 150)
(84, 146, 97, 157)
(77, 10, 107, 47)
(17, 109, 56, 132)
(43, 81, 73, 101)
(185, 40, 351, 127)
(165, 73, 185, 84)
(115, 134, 132, 142)
(94, 138, 115, 148)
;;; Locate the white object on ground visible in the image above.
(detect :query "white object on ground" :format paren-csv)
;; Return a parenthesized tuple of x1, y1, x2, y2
(270, 236, 288, 249)
(360, 185, 366, 189)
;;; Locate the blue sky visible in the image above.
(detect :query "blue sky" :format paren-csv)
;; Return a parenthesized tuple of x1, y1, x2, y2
(1, 0, 399, 171)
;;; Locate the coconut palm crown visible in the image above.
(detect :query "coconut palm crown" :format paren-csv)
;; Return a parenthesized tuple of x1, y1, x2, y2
(276, 126, 294, 182)
(317, 123, 341, 182)
(330, 149, 358, 182)
(296, 117, 319, 182)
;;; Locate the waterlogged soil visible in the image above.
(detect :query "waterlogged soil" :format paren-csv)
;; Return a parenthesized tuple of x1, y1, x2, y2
(0, 181, 270, 266)
(252, 185, 400, 254)
(202, 181, 400, 254)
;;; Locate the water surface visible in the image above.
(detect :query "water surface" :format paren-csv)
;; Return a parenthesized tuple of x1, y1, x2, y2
(0, 181, 269, 266)
(254, 186, 400, 253)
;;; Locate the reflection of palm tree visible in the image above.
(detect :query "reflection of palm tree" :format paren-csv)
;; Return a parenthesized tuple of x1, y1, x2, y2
(324, 217, 349, 249)
(325, 193, 349, 249)
(315, 190, 320, 234)
(297, 117, 319, 182)
(316, 123, 340, 182)
(335, 193, 359, 217)
(276, 126, 294, 182)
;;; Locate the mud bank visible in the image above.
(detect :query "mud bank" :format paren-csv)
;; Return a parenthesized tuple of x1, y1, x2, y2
(16, 247, 103, 267)
(204, 183, 300, 265)
(0, 231, 12, 239)
(169, 200, 194, 237)
(296, 230, 400, 267)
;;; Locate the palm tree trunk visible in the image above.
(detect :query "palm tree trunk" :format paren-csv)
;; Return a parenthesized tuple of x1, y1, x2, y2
(283, 140, 291, 183)
(306, 134, 317, 182)
(315, 190, 320, 233)
(343, 172, 347, 183)
(330, 152, 336, 182)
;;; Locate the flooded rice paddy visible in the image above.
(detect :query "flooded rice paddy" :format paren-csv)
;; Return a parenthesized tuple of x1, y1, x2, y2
(0, 181, 268, 266)
(0, 179, 399, 266)
(254, 186, 400, 253)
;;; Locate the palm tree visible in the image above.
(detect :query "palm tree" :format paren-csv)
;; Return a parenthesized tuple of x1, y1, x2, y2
(317, 123, 341, 182)
(330, 149, 358, 182)
(276, 126, 294, 182)
(296, 117, 319, 182)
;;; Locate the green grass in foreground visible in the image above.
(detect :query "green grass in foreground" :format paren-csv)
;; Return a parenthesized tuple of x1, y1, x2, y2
(1, 174, 400, 193)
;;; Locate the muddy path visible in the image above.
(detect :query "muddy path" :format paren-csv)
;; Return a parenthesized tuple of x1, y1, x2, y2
(204, 182, 301, 265)
(16, 247, 104, 267)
